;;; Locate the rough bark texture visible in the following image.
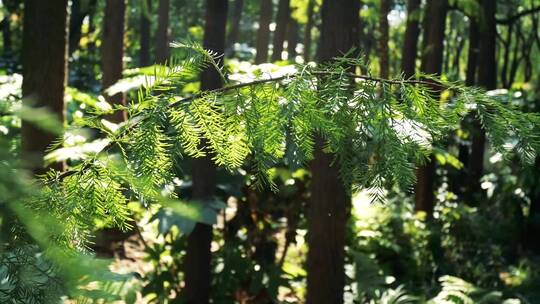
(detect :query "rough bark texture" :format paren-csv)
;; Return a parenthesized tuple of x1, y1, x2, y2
(21, 0, 69, 174)
(378, 0, 391, 78)
(182, 1, 227, 303)
(139, 0, 151, 66)
(467, 0, 496, 199)
(226, 0, 244, 52)
(286, 17, 298, 60)
(303, 0, 315, 62)
(255, 0, 272, 64)
(401, 0, 421, 78)
(155, 0, 170, 64)
(414, 0, 448, 215)
(271, 0, 290, 61)
(101, 0, 126, 123)
(306, 1, 359, 303)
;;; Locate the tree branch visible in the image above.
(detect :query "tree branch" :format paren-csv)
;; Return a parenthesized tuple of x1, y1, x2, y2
(497, 6, 540, 25)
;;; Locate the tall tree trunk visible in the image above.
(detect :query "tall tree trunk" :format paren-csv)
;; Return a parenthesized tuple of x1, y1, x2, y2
(414, 0, 448, 215)
(271, 0, 290, 61)
(101, 0, 126, 123)
(378, 0, 391, 78)
(68, 0, 97, 56)
(303, 0, 315, 62)
(467, 0, 496, 199)
(182, 1, 227, 303)
(401, 0, 421, 78)
(1, 16, 12, 55)
(226, 0, 243, 53)
(255, 0, 272, 64)
(307, 1, 359, 303)
(287, 17, 298, 60)
(465, 18, 479, 86)
(155, 0, 170, 64)
(22, 0, 69, 174)
(139, 0, 151, 66)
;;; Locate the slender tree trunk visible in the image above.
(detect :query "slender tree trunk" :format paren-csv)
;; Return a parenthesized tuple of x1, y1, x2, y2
(303, 0, 315, 62)
(1, 17, 12, 55)
(467, 0, 496, 199)
(68, 0, 97, 56)
(226, 0, 243, 53)
(378, 0, 391, 78)
(307, 1, 359, 303)
(22, 0, 69, 174)
(401, 0, 421, 78)
(155, 0, 170, 64)
(465, 19, 479, 86)
(140, 0, 151, 66)
(414, 0, 448, 215)
(101, 0, 126, 123)
(182, 1, 227, 303)
(255, 0, 272, 63)
(287, 17, 298, 60)
(271, 0, 290, 62)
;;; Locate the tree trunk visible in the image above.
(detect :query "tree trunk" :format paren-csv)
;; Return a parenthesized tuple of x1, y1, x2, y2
(271, 0, 290, 62)
(303, 0, 315, 62)
(68, 0, 97, 56)
(414, 0, 448, 215)
(401, 0, 421, 78)
(286, 17, 298, 60)
(155, 0, 170, 64)
(255, 0, 272, 64)
(140, 0, 151, 66)
(378, 0, 391, 78)
(182, 1, 227, 303)
(307, 1, 359, 303)
(21, 0, 69, 174)
(1, 17, 12, 55)
(467, 0, 496, 199)
(226, 0, 243, 53)
(465, 18, 479, 86)
(101, 0, 126, 123)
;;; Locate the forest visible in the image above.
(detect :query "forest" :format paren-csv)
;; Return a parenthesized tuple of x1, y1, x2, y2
(1, 0, 540, 303)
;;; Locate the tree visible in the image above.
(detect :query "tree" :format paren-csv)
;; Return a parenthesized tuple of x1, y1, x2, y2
(414, 0, 448, 215)
(271, 0, 290, 61)
(303, 0, 315, 62)
(21, 0, 69, 174)
(139, 0, 151, 66)
(378, 0, 391, 78)
(1, 16, 12, 55)
(155, 0, 170, 64)
(68, 0, 97, 56)
(101, 0, 126, 123)
(182, 0, 228, 303)
(306, 0, 359, 303)
(467, 0, 496, 199)
(401, 0, 421, 78)
(226, 0, 244, 53)
(286, 16, 299, 60)
(255, 0, 272, 64)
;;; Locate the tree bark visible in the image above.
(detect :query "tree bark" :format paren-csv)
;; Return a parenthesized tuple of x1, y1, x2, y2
(467, 0, 496, 199)
(226, 0, 243, 53)
(1, 17, 12, 55)
(101, 0, 126, 123)
(22, 0, 69, 174)
(303, 0, 315, 62)
(155, 0, 170, 64)
(182, 1, 227, 303)
(271, 0, 290, 62)
(255, 0, 272, 64)
(139, 0, 151, 66)
(378, 0, 391, 78)
(401, 0, 421, 78)
(286, 16, 298, 60)
(465, 18, 479, 86)
(414, 0, 448, 215)
(307, 1, 359, 303)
